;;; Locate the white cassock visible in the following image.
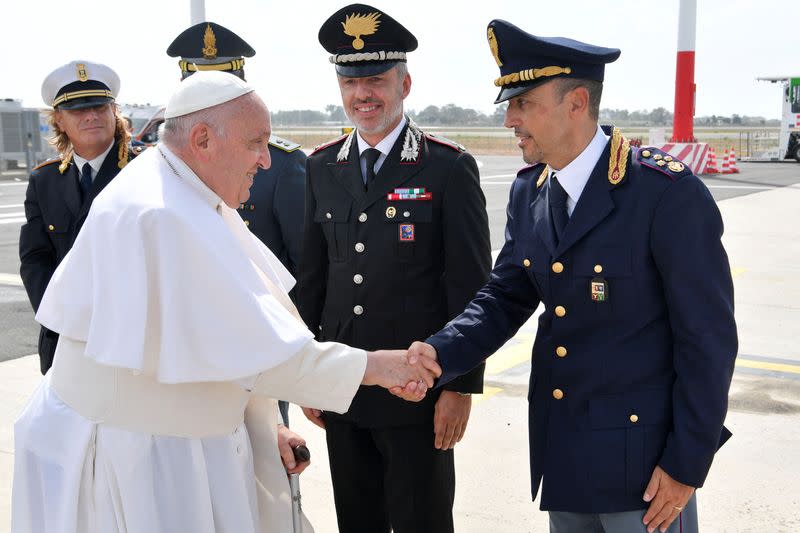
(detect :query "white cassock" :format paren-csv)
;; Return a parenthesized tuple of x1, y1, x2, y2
(12, 144, 367, 533)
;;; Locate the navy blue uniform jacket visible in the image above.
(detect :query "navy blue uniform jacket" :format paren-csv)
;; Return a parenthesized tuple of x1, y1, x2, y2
(19, 142, 138, 374)
(237, 140, 307, 276)
(427, 128, 737, 513)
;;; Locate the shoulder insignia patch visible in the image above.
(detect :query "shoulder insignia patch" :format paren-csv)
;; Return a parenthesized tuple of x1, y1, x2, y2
(33, 158, 61, 171)
(269, 135, 301, 152)
(637, 147, 692, 181)
(311, 134, 348, 155)
(424, 133, 466, 152)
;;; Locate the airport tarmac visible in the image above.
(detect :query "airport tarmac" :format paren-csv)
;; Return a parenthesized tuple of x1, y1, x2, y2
(0, 158, 798, 531)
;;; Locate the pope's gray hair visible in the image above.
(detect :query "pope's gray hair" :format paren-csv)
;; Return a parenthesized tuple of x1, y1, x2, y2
(161, 92, 259, 148)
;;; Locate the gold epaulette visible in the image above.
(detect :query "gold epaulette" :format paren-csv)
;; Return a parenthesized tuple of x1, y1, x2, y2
(33, 158, 61, 171)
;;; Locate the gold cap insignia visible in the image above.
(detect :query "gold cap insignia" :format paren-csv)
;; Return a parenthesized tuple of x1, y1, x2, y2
(203, 24, 218, 59)
(664, 155, 673, 162)
(656, 160, 666, 167)
(668, 161, 685, 173)
(641, 149, 651, 158)
(487, 27, 503, 67)
(342, 12, 381, 50)
(653, 154, 663, 161)
(386, 206, 397, 219)
(76, 63, 88, 82)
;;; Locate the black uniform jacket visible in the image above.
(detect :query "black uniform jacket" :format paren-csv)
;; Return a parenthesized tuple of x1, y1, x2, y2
(19, 142, 138, 373)
(298, 122, 491, 427)
(428, 129, 738, 512)
(237, 138, 307, 276)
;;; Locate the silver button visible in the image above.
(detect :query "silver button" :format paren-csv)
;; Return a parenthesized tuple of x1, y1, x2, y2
(403, 211, 411, 218)
(358, 212, 368, 222)
(353, 305, 364, 315)
(353, 274, 364, 284)
(326, 212, 332, 219)
(355, 242, 365, 253)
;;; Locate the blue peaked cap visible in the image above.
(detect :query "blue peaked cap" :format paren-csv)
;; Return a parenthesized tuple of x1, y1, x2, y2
(487, 19, 621, 103)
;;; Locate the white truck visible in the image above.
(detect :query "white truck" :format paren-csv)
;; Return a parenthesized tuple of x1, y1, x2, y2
(757, 76, 800, 162)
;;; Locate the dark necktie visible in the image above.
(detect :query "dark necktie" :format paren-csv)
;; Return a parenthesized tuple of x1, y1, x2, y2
(549, 174, 569, 244)
(362, 148, 381, 191)
(79, 162, 93, 200)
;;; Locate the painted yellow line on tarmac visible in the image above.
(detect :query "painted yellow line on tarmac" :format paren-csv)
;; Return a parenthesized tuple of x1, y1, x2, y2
(473, 386, 503, 405)
(485, 333, 533, 376)
(736, 357, 800, 375)
(731, 267, 748, 278)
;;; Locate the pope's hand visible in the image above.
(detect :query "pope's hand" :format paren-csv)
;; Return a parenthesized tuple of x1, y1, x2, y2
(277, 424, 310, 475)
(387, 341, 441, 401)
(363, 349, 441, 401)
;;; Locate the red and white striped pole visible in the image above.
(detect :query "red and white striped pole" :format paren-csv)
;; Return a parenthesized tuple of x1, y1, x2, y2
(671, 0, 696, 142)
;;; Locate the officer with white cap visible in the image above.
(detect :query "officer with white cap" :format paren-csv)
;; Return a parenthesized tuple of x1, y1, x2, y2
(19, 60, 142, 374)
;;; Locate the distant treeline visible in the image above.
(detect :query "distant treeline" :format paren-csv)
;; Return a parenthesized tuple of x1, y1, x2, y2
(270, 104, 779, 127)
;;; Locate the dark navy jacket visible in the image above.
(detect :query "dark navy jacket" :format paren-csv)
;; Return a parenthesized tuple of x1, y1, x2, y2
(298, 123, 491, 427)
(427, 127, 737, 512)
(237, 138, 306, 277)
(19, 142, 139, 373)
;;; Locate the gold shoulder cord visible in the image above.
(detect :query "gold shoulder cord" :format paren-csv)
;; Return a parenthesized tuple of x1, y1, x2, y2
(58, 151, 74, 174)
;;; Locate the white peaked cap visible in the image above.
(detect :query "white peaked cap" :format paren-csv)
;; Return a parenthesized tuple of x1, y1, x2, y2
(164, 70, 255, 119)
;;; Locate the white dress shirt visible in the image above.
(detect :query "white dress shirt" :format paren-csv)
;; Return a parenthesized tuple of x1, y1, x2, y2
(547, 125, 610, 216)
(73, 140, 115, 182)
(356, 116, 407, 180)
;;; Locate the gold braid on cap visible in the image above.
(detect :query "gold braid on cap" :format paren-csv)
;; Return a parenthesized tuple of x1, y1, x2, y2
(494, 66, 571, 87)
(179, 58, 245, 73)
(607, 127, 630, 185)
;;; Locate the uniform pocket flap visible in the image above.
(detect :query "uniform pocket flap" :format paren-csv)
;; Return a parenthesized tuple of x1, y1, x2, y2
(314, 203, 351, 223)
(590, 388, 671, 429)
(573, 246, 632, 278)
(383, 201, 432, 223)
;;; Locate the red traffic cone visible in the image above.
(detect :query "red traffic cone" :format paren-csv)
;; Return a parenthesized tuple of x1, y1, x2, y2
(721, 148, 732, 174)
(728, 146, 740, 173)
(704, 148, 719, 174)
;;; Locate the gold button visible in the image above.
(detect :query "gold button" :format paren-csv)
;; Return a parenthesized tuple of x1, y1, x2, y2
(48, 224, 55, 231)
(630, 414, 639, 423)
(641, 149, 651, 158)
(594, 264, 603, 274)
(244, 220, 250, 227)
(555, 346, 567, 358)
(552, 389, 564, 400)
(552, 262, 564, 274)
(555, 305, 566, 317)
(523, 259, 531, 268)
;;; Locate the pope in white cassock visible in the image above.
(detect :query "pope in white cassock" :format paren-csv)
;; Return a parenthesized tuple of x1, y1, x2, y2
(11, 71, 440, 533)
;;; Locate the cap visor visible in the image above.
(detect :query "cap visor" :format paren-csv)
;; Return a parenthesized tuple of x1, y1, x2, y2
(57, 96, 114, 110)
(336, 61, 399, 78)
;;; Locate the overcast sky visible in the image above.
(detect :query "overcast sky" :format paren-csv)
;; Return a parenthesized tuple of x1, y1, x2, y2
(0, 0, 795, 119)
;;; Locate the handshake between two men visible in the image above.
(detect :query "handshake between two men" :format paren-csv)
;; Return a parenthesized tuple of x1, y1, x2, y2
(350, 342, 442, 401)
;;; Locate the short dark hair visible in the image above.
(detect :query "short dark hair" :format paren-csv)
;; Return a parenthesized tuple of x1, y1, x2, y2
(553, 78, 603, 121)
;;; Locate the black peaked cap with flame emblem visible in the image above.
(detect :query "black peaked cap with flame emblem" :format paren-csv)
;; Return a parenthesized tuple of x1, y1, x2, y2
(318, 4, 417, 78)
(167, 22, 256, 80)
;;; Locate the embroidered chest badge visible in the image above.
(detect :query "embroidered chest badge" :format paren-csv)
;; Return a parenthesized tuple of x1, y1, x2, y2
(399, 224, 415, 242)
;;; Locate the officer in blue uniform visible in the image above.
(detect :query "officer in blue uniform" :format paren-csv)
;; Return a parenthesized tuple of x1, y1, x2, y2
(20, 61, 142, 374)
(408, 20, 738, 533)
(168, 22, 307, 424)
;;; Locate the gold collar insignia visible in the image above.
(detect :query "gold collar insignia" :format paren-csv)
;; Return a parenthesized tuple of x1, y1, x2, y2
(607, 127, 630, 185)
